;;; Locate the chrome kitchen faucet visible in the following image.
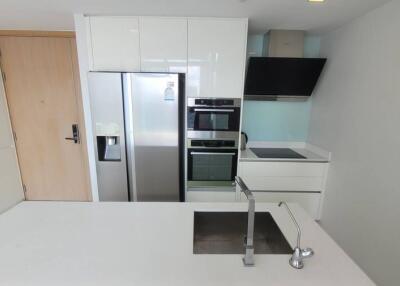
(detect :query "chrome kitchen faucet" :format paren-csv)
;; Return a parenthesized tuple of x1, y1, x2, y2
(278, 201, 314, 269)
(235, 176, 255, 266)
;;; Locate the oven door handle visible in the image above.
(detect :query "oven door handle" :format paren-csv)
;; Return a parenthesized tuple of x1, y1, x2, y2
(194, 108, 235, 112)
(190, 152, 236, 156)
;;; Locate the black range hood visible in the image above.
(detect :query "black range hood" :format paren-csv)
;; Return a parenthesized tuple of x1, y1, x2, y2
(244, 57, 327, 101)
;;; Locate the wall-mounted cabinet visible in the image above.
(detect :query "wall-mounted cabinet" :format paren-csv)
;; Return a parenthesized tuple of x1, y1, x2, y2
(187, 18, 248, 98)
(85, 16, 248, 99)
(88, 16, 141, 72)
(139, 17, 187, 73)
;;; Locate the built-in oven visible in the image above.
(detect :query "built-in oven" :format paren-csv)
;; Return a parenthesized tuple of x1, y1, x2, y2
(187, 98, 241, 135)
(187, 138, 238, 188)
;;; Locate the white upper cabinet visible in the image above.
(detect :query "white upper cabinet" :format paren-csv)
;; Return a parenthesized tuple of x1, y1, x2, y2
(187, 18, 248, 98)
(88, 16, 140, 71)
(85, 16, 248, 99)
(139, 17, 187, 73)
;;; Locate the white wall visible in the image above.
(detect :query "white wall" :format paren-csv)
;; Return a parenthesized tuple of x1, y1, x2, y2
(308, 1, 400, 285)
(74, 14, 99, 202)
(0, 67, 24, 213)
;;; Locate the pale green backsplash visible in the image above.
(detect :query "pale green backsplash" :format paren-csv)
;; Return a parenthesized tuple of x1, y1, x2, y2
(243, 34, 321, 142)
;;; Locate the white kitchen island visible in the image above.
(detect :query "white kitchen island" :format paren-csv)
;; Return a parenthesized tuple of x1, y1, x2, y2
(0, 201, 374, 285)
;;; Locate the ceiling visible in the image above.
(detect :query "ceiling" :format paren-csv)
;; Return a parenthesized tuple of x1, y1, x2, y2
(0, 0, 391, 34)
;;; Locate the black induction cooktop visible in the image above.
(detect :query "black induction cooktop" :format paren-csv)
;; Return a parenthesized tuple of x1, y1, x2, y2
(250, 148, 306, 159)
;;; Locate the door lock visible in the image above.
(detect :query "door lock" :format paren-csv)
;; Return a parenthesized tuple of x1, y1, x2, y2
(65, 124, 80, 144)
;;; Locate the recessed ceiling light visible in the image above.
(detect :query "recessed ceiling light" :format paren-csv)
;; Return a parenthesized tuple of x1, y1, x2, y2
(308, 0, 325, 2)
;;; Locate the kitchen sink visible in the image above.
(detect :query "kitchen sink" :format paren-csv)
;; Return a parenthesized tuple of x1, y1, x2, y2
(193, 211, 292, 254)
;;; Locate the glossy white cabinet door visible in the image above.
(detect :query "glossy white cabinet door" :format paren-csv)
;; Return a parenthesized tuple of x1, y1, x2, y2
(140, 17, 187, 73)
(187, 18, 248, 98)
(89, 16, 140, 71)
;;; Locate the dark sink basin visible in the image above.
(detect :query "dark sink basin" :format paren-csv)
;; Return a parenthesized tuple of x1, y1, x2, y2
(193, 212, 292, 254)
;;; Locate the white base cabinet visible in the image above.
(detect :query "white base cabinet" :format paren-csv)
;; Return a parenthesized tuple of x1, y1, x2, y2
(239, 161, 326, 192)
(186, 190, 236, 202)
(239, 191, 321, 220)
(238, 161, 328, 220)
(186, 161, 328, 220)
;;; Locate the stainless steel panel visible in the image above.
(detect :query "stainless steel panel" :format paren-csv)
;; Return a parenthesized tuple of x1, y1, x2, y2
(190, 152, 236, 156)
(187, 130, 240, 141)
(193, 108, 235, 112)
(124, 73, 180, 202)
(187, 138, 238, 149)
(88, 72, 129, 202)
(187, 98, 241, 107)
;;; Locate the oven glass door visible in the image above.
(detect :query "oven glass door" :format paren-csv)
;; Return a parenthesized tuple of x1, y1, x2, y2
(187, 107, 240, 131)
(187, 148, 238, 184)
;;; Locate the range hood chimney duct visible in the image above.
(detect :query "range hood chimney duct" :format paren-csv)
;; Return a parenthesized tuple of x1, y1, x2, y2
(265, 30, 305, 58)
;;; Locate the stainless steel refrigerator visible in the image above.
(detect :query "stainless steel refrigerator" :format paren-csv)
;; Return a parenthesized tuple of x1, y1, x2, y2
(88, 72, 184, 202)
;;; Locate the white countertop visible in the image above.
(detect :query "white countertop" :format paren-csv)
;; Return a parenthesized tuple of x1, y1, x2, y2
(240, 142, 330, 163)
(0, 201, 373, 286)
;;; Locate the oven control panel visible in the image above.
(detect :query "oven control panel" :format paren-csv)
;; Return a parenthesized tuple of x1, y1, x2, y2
(190, 139, 235, 148)
(188, 139, 238, 149)
(194, 99, 234, 106)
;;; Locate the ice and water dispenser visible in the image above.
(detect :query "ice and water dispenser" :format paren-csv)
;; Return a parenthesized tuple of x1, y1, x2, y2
(97, 136, 121, 161)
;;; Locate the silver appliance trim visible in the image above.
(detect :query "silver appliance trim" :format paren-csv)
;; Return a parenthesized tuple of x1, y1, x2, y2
(187, 130, 239, 140)
(187, 181, 236, 188)
(187, 139, 238, 149)
(193, 108, 235, 112)
(188, 97, 241, 107)
(187, 182, 236, 189)
(244, 94, 309, 101)
(190, 152, 236, 156)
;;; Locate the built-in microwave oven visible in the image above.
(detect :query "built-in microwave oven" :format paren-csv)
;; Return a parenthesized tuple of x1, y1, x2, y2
(187, 138, 238, 188)
(187, 98, 241, 133)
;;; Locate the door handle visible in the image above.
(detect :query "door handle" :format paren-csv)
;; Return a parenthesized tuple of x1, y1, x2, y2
(65, 124, 80, 144)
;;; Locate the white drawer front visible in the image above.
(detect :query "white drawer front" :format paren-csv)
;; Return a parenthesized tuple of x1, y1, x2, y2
(239, 176, 324, 192)
(240, 162, 326, 177)
(240, 192, 321, 219)
(186, 190, 236, 202)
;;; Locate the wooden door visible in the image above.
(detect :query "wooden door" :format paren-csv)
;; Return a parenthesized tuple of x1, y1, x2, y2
(0, 35, 91, 201)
